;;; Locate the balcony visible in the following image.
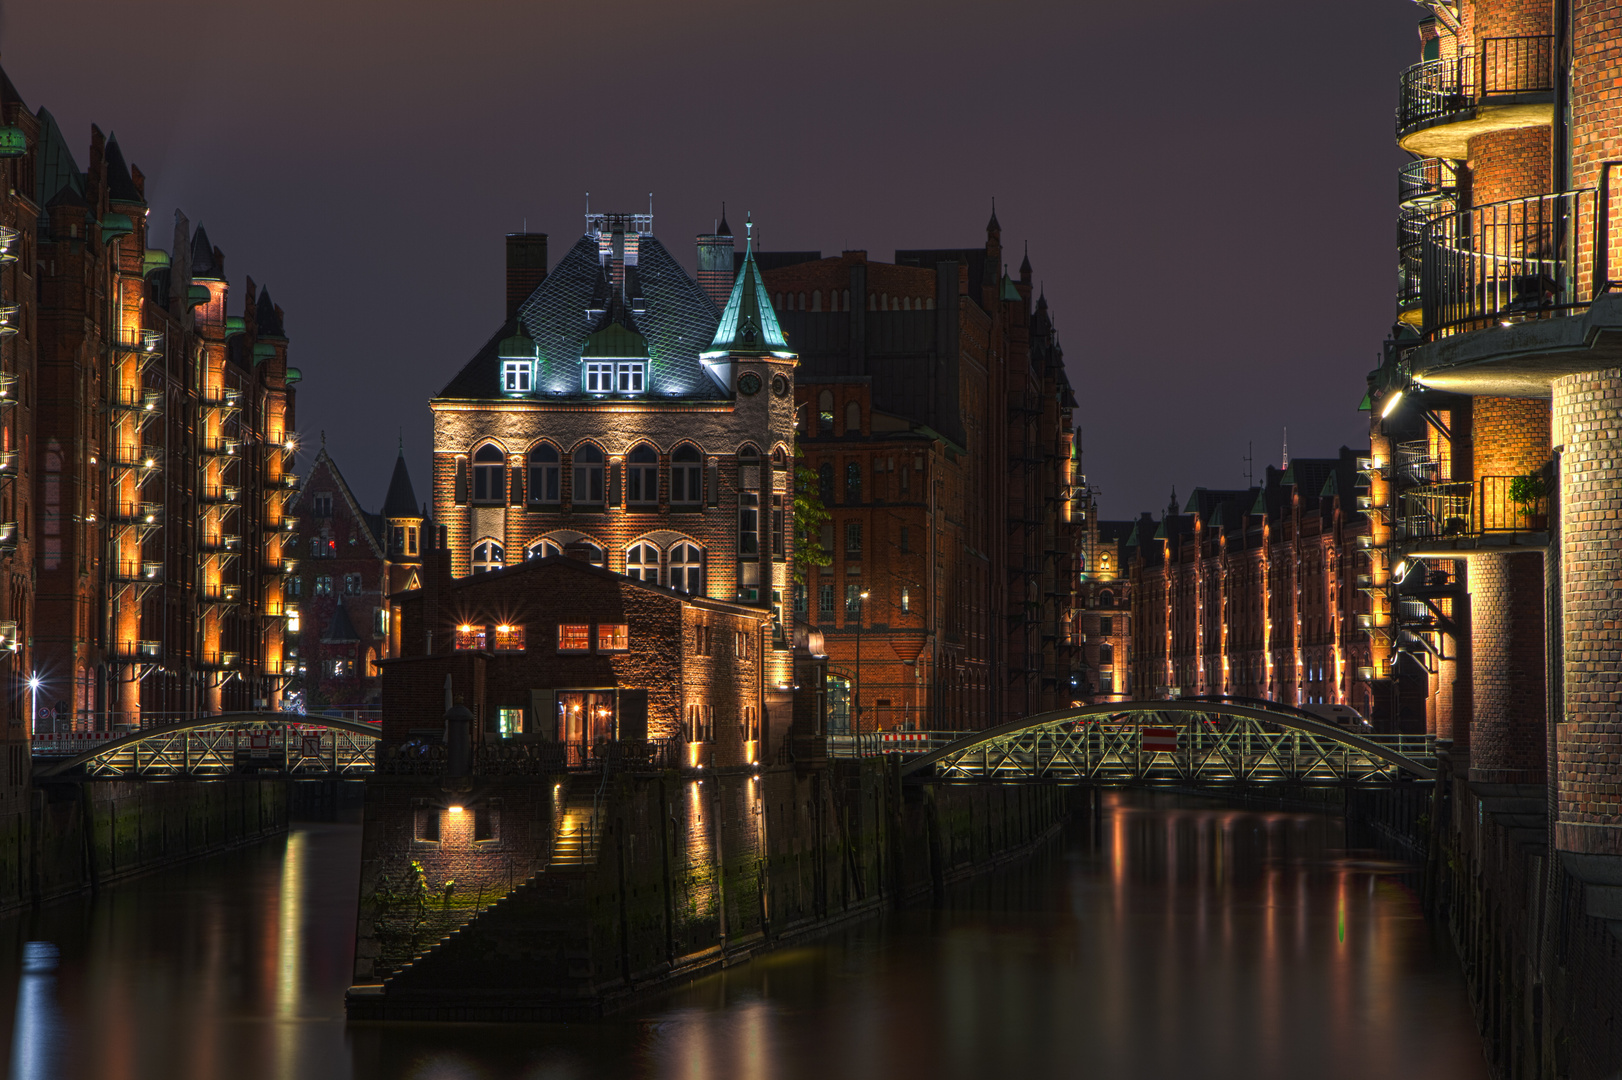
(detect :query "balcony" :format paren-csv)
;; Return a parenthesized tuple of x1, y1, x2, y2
(1399, 475, 1549, 552)
(1399, 157, 1459, 208)
(1396, 38, 1555, 157)
(112, 561, 164, 584)
(201, 437, 240, 459)
(112, 501, 163, 525)
(0, 451, 15, 475)
(110, 327, 164, 357)
(110, 388, 163, 416)
(0, 225, 15, 261)
(200, 387, 241, 412)
(1418, 189, 1596, 349)
(201, 582, 241, 604)
(198, 651, 241, 671)
(111, 640, 162, 661)
(199, 533, 241, 555)
(110, 444, 161, 472)
(0, 521, 15, 552)
(262, 557, 297, 576)
(200, 485, 240, 506)
(0, 302, 17, 337)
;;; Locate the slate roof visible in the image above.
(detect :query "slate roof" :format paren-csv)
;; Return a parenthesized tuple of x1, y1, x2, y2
(435, 234, 725, 401)
(708, 230, 788, 355)
(322, 603, 361, 644)
(33, 108, 83, 209)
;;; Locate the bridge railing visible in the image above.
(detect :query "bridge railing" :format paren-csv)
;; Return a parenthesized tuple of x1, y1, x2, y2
(375, 738, 682, 776)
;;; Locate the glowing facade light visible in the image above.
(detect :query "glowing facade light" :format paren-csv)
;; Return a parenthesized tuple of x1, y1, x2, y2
(448, 805, 464, 814)
(1380, 389, 1404, 419)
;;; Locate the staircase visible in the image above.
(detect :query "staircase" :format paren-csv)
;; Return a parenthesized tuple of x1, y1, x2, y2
(551, 789, 602, 868)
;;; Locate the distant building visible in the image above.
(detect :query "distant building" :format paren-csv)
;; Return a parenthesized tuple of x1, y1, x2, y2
(290, 447, 424, 711)
(1072, 483, 1133, 703)
(768, 215, 1081, 732)
(1129, 451, 1371, 716)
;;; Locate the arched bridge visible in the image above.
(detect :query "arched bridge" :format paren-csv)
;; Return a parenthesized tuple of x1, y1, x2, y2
(34, 713, 380, 780)
(898, 701, 1436, 785)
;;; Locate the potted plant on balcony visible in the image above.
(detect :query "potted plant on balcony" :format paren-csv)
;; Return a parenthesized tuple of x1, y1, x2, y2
(1508, 474, 1548, 531)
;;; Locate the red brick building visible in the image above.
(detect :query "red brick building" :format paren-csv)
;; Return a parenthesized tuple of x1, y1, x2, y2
(290, 447, 424, 711)
(382, 547, 770, 769)
(1129, 451, 1371, 714)
(769, 216, 1081, 732)
(1073, 482, 1134, 703)
(1, 63, 296, 729)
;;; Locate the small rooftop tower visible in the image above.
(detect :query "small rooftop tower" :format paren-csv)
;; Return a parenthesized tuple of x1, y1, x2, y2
(382, 444, 424, 564)
(696, 204, 735, 312)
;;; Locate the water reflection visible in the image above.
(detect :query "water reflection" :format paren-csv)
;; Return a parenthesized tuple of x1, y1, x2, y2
(0, 794, 1485, 1080)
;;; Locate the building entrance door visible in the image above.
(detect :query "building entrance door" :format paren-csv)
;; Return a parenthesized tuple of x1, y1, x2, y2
(556, 690, 617, 744)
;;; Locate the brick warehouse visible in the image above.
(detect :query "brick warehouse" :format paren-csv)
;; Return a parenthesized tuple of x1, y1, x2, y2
(430, 211, 797, 728)
(1362, 0, 1622, 1072)
(764, 214, 1081, 732)
(1127, 451, 1371, 712)
(0, 64, 297, 731)
(289, 446, 425, 711)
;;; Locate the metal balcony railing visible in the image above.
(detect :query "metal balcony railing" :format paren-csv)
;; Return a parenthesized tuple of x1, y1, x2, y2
(1422, 189, 1594, 338)
(112, 561, 164, 583)
(0, 225, 16, 261)
(111, 640, 162, 661)
(0, 451, 16, 475)
(200, 387, 241, 410)
(111, 445, 160, 471)
(201, 437, 239, 458)
(201, 582, 242, 603)
(1397, 38, 1553, 135)
(200, 485, 240, 505)
(199, 533, 240, 554)
(1400, 476, 1549, 540)
(0, 303, 18, 337)
(110, 388, 163, 415)
(110, 327, 164, 355)
(111, 501, 163, 525)
(1399, 157, 1460, 206)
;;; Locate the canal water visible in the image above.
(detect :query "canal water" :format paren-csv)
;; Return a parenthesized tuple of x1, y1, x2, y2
(0, 791, 1486, 1080)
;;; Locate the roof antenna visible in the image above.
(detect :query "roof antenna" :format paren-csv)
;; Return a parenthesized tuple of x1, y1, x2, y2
(1282, 427, 1289, 469)
(585, 191, 590, 233)
(745, 212, 753, 252)
(399, 427, 404, 455)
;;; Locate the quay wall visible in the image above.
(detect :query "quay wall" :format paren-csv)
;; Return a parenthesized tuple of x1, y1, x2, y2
(347, 758, 1069, 1021)
(0, 777, 288, 915)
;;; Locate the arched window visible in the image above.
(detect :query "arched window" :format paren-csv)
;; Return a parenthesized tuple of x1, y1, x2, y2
(571, 540, 605, 566)
(525, 538, 562, 561)
(925, 297, 935, 310)
(902, 296, 911, 310)
(771, 446, 787, 470)
(738, 443, 760, 463)
(527, 444, 560, 505)
(472, 538, 504, 573)
(798, 292, 808, 310)
(472, 444, 505, 504)
(627, 444, 659, 506)
(625, 541, 660, 583)
(571, 444, 604, 506)
(818, 390, 834, 435)
(844, 401, 860, 433)
(670, 543, 704, 594)
(842, 289, 851, 311)
(671, 444, 702, 506)
(845, 461, 862, 504)
(819, 462, 835, 504)
(774, 293, 783, 309)
(1099, 589, 1115, 608)
(811, 289, 822, 311)
(1099, 642, 1115, 666)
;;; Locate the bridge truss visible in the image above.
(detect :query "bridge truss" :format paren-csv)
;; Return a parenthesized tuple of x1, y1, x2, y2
(898, 702, 1437, 785)
(34, 713, 380, 780)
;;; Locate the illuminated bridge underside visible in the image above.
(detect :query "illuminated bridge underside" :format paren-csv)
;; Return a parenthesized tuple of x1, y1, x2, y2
(900, 702, 1437, 785)
(35, 713, 380, 779)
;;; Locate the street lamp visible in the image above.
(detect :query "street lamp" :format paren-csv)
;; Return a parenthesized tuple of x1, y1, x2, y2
(855, 590, 869, 737)
(27, 673, 41, 733)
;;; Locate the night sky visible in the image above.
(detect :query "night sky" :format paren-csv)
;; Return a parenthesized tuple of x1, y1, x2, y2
(1, 0, 1419, 520)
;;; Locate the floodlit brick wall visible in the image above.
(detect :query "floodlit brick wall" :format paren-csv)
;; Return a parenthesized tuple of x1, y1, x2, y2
(1568, 0, 1622, 294)
(1466, 127, 1551, 208)
(1471, 396, 1551, 479)
(1552, 368, 1622, 855)
(1468, 552, 1547, 782)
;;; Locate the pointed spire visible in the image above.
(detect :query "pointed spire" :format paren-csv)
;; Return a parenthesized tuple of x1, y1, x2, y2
(717, 201, 731, 237)
(256, 285, 285, 337)
(383, 448, 421, 519)
(190, 222, 222, 278)
(705, 212, 789, 356)
(987, 198, 1001, 234)
(103, 135, 144, 204)
(1019, 241, 1031, 279)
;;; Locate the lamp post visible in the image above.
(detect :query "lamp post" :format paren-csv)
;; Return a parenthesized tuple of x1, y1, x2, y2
(855, 589, 869, 738)
(27, 673, 41, 735)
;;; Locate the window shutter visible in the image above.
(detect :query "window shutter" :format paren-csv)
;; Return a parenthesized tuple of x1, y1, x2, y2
(618, 688, 648, 741)
(455, 459, 468, 505)
(529, 690, 555, 741)
(608, 461, 622, 507)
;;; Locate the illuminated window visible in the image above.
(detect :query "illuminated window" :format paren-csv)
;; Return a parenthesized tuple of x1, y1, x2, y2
(471, 539, 504, 573)
(502, 360, 532, 393)
(901, 587, 910, 614)
(685, 703, 714, 743)
(373, 608, 388, 635)
(845, 584, 862, 616)
(739, 492, 759, 555)
(498, 708, 524, 737)
(572, 445, 605, 505)
(597, 623, 628, 652)
(818, 390, 833, 435)
(493, 624, 526, 652)
(344, 573, 362, 595)
(331, 658, 354, 677)
(455, 625, 487, 651)
(525, 538, 562, 561)
(584, 362, 613, 393)
(287, 607, 301, 632)
(615, 362, 645, 394)
(671, 444, 702, 506)
(669, 543, 704, 594)
(315, 575, 332, 596)
(625, 542, 660, 583)
(793, 582, 807, 616)
(557, 623, 590, 652)
(627, 444, 658, 505)
(528, 444, 560, 504)
(472, 445, 505, 503)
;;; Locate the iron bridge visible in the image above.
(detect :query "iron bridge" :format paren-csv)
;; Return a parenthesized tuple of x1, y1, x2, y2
(34, 713, 380, 780)
(898, 702, 1436, 785)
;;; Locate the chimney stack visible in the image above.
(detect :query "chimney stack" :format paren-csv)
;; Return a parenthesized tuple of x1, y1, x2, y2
(505, 232, 548, 320)
(696, 205, 735, 311)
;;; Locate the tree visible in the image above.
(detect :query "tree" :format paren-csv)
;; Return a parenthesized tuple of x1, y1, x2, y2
(792, 447, 832, 585)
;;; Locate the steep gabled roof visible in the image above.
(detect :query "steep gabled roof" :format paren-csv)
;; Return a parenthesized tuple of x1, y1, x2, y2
(256, 286, 284, 337)
(302, 448, 387, 561)
(435, 233, 722, 401)
(321, 603, 362, 644)
(191, 223, 222, 279)
(104, 135, 144, 204)
(34, 107, 83, 207)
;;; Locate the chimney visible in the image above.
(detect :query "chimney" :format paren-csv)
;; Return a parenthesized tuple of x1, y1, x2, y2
(696, 209, 736, 311)
(505, 233, 548, 320)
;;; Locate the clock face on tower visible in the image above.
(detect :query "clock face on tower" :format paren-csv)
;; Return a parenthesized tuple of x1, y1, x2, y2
(738, 371, 762, 395)
(771, 373, 790, 398)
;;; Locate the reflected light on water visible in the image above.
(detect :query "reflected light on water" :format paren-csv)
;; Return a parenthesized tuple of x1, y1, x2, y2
(9, 942, 61, 1080)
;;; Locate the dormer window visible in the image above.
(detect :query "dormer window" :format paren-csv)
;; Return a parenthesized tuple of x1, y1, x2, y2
(584, 362, 613, 393)
(502, 360, 532, 393)
(616, 362, 645, 393)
